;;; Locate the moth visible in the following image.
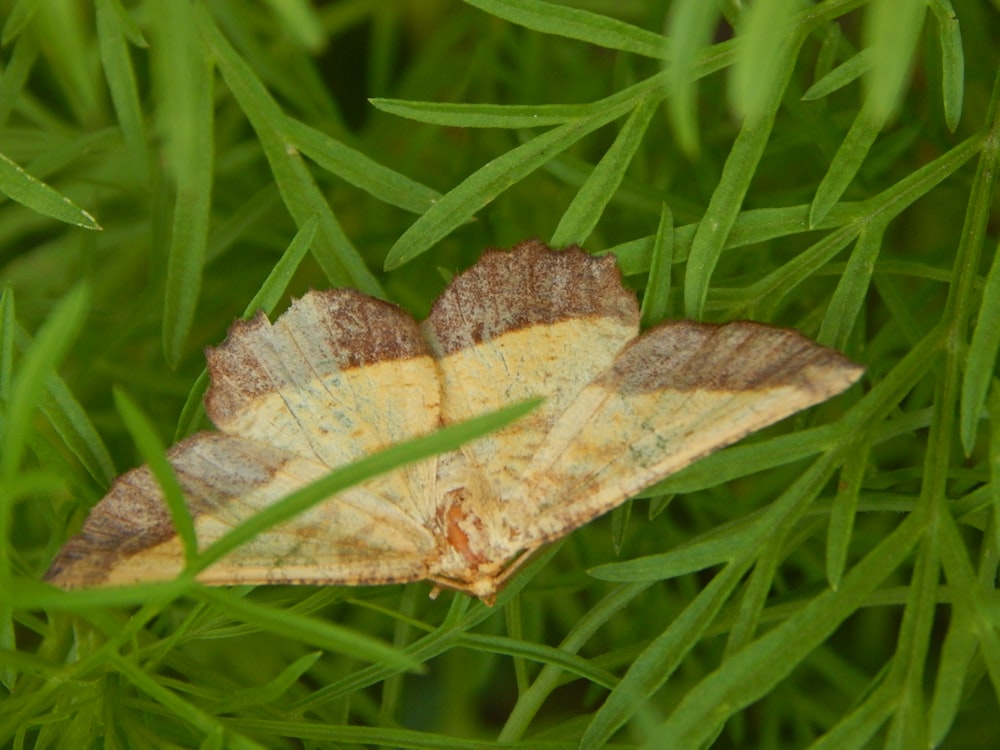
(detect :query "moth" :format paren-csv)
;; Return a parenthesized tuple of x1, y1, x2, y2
(46, 240, 863, 603)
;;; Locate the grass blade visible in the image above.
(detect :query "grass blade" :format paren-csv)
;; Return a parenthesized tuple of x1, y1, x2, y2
(961, 237, 1000, 453)
(194, 3, 382, 296)
(95, 0, 149, 182)
(2, 285, 90, 480)
(156, 0, 214, 367)
(384, 103, 636, 269)
(929, 0, 964, 131)
(113, 387, 198, 564)
(729, 0, 799, 120)
(462, 0, 666, 58)
(809, 100, 884, 226)
(551, 93, 661, 247)
(0, 151, 100, 230)
(14, 323, 116, 485)
(818, 220, 885, 350)
(863, 0, 927, 124)
(283, 116, 441, 214)
(802, 49, 873, 101)
(664, 0, 721, 156)
(639, 203, 674, 328)
(193, 588, 422, 672)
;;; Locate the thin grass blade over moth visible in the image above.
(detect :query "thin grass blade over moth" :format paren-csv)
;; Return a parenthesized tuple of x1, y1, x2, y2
(46, 241, 864, 602)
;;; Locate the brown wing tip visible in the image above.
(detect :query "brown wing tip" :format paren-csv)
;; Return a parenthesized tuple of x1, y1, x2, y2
(423, 239, 639, 355)
(204, 289, 429, 428)
(44, 481, 177, 589)
(608, 319, 864, 397)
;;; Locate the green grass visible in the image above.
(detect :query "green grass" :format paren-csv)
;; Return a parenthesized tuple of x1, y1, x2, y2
(2, 0, 999, 747)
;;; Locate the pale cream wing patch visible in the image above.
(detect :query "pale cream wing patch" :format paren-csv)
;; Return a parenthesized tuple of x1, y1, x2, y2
(420, 240, 640, 510)
(511, 320, 865, 545)
(204, 289, 441, 526)
(45, 432, 436, 587)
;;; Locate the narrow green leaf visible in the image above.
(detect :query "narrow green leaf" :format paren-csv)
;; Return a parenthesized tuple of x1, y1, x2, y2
(934, 507, 1000, 726)
(639, 204, 673, 328)
(462, 0, 667, 59)
(990, 383, 1000, 554)
(211, 651, 322, 713)
(113, 387, 198, 564)
(261, 0, 324, 52)
(730, 0, 799, 120)
(580, 560, 752, 750)
(643, 423, 841, 496)
(0, 34, 39, 128)
(808, 682, 898, 750)
(589, 527, 745, 583)
(641, 509, 927, 748)
(1, 285, 89, 586)
(957, 79, 1000, 452)
(863, 0, 927, 123)
(174, 370, 212, 442)
(33, 0, 101, 122)
(384, 107, 633, 270)
(194, 589, 421, 672)
(810, 100, 885, 226)
(0, 285, 12, 401)
(0, 151, 100, 230)
(551, 93, 661, 247)
(960, 237, 1000, 453)
(609, 499, 632, 557)
(2, 285, 90, 480)
(368, 99, 590, 128)
(0, 604, 17, 688)
(283, 116, 441, 214)
(104, 0, 147, 46)
(292, 545, 564, 715)
(498, 582, 651, 742)
(160, 0, 214, 368)
(818, 220, 885, 350)
(14, 323, 117, 485)
(95, 0, 149, 182)
(664, 0, 721, 155)
(724, 522, 821, 670)
(928, 0, 964, 131)
(461, 633, 617, 689)
(883, 538, 938, 750)
(826, 442, 870, 590)
(683, 87, 798, 316)
(802, 49, 873, 101)
(928, 601, 977, 746)
(0, 0, 40, 45)
(194, 3, 382, 296)
(110, 653, 268, 750)
(241, 215, 318, 318)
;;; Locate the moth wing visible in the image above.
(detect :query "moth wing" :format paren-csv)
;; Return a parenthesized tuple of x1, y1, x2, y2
(204, 288, 442, 526)
(45, 432, 436, 587)
(47, 289, 443, 587)
(513, 321, 864, 544)
(420, 241, 639, 510)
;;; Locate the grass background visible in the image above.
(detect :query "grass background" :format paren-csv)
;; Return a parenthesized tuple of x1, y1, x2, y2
(2, 0, 1000, 747)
